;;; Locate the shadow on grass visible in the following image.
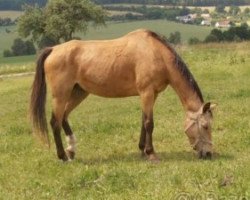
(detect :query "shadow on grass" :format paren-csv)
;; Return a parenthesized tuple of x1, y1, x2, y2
(74, 151, 234, 165)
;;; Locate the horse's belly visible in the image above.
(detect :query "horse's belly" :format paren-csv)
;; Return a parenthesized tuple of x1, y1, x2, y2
(79, 75, 138, 98)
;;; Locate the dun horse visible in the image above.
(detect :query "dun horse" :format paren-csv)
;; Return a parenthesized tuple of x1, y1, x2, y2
(30, 29, 216, 162)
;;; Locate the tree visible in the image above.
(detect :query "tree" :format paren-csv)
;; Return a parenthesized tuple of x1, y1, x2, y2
(12, 38, 36, 56)
(18, 0, 106, 47)
(215, 5, 226, 13)
(204, 24, 250, 43)
(11, 38, 27, 56)
(25, 40, 36, 55)
(203, 9, 210, 14)
(3, 38, 36, 57)
(3, 50, 13, 57)
(229, 6, 241, 15)
(168, 31, 181, 44)
(204, 29, 224, 43)
(244, 7, 250, 14)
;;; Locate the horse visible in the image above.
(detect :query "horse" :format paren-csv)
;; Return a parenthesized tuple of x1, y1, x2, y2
(30, 29, 216, 162)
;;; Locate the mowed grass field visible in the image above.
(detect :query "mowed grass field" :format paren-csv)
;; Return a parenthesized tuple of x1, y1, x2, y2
(0, 42, 250, 199)
(0, 10, 23, 20)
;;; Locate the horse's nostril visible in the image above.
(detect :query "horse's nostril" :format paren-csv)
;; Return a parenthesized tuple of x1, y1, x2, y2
(198, 151, 203, 159)
(198, 151, 212, 160)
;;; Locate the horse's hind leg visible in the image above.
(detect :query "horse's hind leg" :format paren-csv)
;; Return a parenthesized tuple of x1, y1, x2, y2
(63, 84, 89, 159)
(50, 97, 69, 161)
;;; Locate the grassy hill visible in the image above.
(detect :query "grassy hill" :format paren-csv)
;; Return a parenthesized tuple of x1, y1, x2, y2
(0, 42, 250, 199)
(81, 20, 213, 41)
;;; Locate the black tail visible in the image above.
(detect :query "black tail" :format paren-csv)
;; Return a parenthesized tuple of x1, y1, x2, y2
(30, 48, 53, 145)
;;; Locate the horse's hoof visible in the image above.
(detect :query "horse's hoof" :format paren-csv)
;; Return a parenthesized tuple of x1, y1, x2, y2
(58, 154, 69, 162)
(141, 151, 147, 158)
(148, 154, 160, 164)
(66, 149, 75, 160)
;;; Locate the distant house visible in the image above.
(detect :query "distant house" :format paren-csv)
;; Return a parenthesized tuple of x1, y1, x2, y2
(201, 20, 211, 26)
(176, 14, 197, 23)
(215, 20, 231, 28)
(201, 14, 211, 19)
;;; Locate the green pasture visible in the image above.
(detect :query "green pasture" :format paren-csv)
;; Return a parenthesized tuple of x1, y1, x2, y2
(81, 20, 213, 42)
(0, 10, 23, 20)
(0, 42, 250, 199)
(0, 55, 35, 75)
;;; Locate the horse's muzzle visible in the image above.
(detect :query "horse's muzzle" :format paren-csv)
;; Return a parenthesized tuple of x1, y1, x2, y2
(198, 151, 212, 160)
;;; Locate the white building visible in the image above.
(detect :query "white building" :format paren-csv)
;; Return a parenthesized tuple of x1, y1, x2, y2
(215, 20, 231, 28)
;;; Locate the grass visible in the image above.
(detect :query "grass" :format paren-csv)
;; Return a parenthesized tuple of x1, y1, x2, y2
(0, 55, 35, 75)
(0, 25, 18, 57)
(0, 42, 250, 199)
(81, 20, 213, 41)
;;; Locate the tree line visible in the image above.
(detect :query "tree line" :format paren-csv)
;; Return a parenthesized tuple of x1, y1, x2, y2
(1, 0, 250, 10)
(204, 23, 250, 42)
(106, 5, 190, 21)
(94, 0, 250, 6)
(0, 17, 15, 26)
(0, 0, 46, 10)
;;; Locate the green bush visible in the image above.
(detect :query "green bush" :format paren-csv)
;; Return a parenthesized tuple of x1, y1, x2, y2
(188, 37, 201, 45)
(3, 50, 13, 57)
(204, 23, 250, 43)
(3, 38, 36, 57)
(168, 31, 181, 44)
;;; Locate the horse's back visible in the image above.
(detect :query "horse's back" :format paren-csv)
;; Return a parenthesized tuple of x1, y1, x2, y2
(44, 30, 169, 97)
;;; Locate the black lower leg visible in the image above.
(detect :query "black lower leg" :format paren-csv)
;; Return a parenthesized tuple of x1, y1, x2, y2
(139, 113, 146, 151)
(50, 113, 67, 161)
(144, 116, 154, 155)
(62, 118, 73, 136)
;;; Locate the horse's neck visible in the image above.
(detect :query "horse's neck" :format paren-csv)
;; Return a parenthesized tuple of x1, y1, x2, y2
(167, 66, 203, 113)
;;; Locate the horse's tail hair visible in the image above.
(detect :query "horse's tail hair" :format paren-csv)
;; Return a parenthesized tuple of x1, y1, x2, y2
(30, 48, 53, 146)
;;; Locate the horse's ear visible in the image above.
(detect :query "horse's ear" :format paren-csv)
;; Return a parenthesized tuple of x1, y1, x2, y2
(203, 102, 217, 113)
(203, 102, 211, 113)
(210, 103, 217, 111)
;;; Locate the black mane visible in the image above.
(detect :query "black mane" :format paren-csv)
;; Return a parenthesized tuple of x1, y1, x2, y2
(148, 31, 204, 103)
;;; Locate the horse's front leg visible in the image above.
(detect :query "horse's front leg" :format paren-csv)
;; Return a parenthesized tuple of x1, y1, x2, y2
(139, 90, 159, 162)
(139, 113, 146, 157)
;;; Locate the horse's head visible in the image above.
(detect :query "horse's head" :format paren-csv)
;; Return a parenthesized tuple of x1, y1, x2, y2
(185, 102, 216, 159)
